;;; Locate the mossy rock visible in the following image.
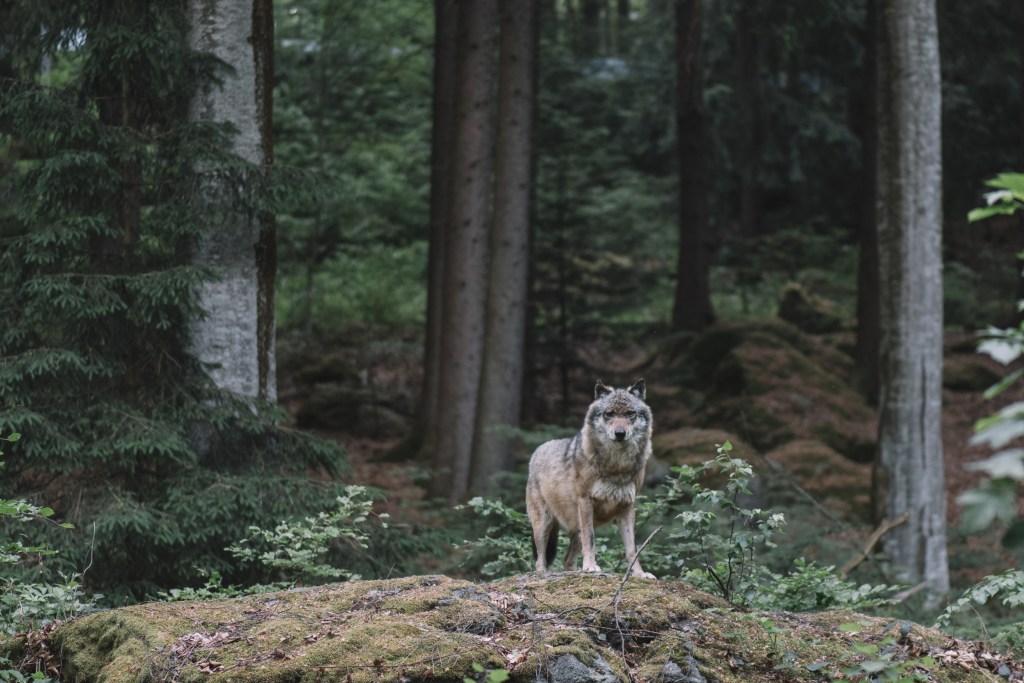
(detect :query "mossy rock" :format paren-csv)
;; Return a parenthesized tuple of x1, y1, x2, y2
(777, 282, 844, 334)
(8, 574, 1020, 683)
(943, 354, 1002, 392)
(293, 352, 362, 386)
(650, 428, 758, 488)
(687, 321, 876, 461)
(653, 428, 752, 469)
(762, 439, 873, 522)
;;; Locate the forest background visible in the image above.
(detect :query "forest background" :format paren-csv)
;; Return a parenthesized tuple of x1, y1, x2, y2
(1, 0, 1023, 655)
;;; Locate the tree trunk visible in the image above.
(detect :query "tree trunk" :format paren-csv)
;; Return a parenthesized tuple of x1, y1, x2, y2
(579, 0, 601, 57)
(420, 0, 460, 451)
(187, 0, 276, 401)
(469, 0, 538, 497)
(671, 0, 714, 332)
(429, 0, 500, 504)
(736, 3, 763, 240)
(873, 0, 949, 603)
(856, 0, 880, 406)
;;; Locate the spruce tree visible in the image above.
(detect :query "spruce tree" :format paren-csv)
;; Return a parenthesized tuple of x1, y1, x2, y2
(0, 0, 344, 600)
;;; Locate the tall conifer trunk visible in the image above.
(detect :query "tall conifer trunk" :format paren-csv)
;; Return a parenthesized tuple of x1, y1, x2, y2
(671, 0, 714, 331)
(187, 0, 276, 401)
(420, 0, 460, 451)
(429, 0, 500, 504)
(469, 0, 538, 496)
(873, 0, 949, 603)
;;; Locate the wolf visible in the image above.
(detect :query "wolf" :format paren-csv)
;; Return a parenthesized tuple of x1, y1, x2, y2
(525, 379, 655, 578)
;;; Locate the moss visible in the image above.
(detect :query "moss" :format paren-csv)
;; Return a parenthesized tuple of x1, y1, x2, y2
(49, 609, 186, 683)
(21, 575, 1019, 683)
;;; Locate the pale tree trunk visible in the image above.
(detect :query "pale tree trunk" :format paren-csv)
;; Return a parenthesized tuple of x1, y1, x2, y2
(187, 0, 276, 401)
(671, 0, 714, 332)
(469, 0, 538, 497)
(874, 0, 949, 603)
(429, 0, 500, 504)
(419, 0, 459, 451)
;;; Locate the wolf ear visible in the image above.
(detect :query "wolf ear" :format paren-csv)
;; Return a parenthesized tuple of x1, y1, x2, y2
(628, 378, 646, 400)
(594, 380, 613, 399)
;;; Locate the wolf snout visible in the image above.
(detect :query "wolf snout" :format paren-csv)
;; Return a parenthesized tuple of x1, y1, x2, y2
(614, 428, 627, 441)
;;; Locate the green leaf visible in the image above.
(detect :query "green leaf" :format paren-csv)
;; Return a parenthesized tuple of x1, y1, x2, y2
(859, 659, 889, 673)
(839, 623, 861, 632)
(804, 661, 829, 672)
(984, 172, 1024, 197)
(964, 449, 1024, 480)
(984, 367, 1024, 399)
(853, 643, 879, 655)
(7, 433, 21, 442)
(968, 203, 1018, 222)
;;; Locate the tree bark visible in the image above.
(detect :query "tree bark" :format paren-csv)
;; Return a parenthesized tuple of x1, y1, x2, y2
(187, 0, 276, 401)
(736, 3, 763, 240)
(671, 0, 714, 332)
(420, 0, 460, 450)
(429, 0, 500, 504)
(469, 0, 538, 497)
(873, 0, 949, 603)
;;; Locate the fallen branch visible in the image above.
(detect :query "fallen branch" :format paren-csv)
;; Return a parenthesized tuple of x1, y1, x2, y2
(840, 511, 910, 577)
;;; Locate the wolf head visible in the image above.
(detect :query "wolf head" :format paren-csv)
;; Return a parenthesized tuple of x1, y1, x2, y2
(589, 379, 651, 445)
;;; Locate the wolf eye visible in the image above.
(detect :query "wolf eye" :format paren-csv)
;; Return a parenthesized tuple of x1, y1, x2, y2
(627, 411, 637, 419)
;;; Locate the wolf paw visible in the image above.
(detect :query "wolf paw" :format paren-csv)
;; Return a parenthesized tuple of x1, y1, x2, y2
(581, 564, 602, 573)
(632, 570, 656, 579)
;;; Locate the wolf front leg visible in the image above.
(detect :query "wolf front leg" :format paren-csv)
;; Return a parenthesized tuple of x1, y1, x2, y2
(528, 503, 555, 572)
(618, 509, 655, 579)
(577, 497, 602, 572)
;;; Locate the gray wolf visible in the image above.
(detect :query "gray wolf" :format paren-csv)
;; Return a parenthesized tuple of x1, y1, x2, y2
(525, 379, 655, 578)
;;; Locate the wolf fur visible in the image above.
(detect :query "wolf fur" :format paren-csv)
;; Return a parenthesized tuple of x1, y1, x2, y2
(525, 379, 655, 578)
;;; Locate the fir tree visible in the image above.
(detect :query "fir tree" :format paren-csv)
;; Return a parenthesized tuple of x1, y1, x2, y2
(0, 0, 345, 601)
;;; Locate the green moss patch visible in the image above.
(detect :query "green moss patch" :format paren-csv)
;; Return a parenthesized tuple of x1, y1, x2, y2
(10, 574, 1021, 683)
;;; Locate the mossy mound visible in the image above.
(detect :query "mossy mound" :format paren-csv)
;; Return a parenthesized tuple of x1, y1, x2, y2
(942, 354, 1002, 392)
(7, 574, 1020, 683)
(777, 283, 844, 334)
(686, 320, 876, 462)
(762, 439, 873, 522)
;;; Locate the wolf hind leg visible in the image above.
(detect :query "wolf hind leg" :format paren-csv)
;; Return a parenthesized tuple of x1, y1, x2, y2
(529, 506, 557, 572)
(563, 531, 582, 570)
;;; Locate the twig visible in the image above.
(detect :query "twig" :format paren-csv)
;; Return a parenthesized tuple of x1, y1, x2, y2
(839, 511, 910, 577)
(609, 526, 662, 680)
(891, 581, 929, 603)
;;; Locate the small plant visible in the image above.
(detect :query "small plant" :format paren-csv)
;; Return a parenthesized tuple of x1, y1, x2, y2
(667, 441, 786, 605)
(453, 497, 533, 577)
(751, 558, 897, 612)
(935, 570, 1024, 630)
(2, 432, 97, 636)
(226, 485, 387, 583)
(839, 622, 935, 682)
(152, 570, 285, 602)
(463, 663, 509, 683)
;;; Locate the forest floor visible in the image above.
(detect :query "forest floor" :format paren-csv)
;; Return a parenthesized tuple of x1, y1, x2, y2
(278, 321, 1023, 592)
